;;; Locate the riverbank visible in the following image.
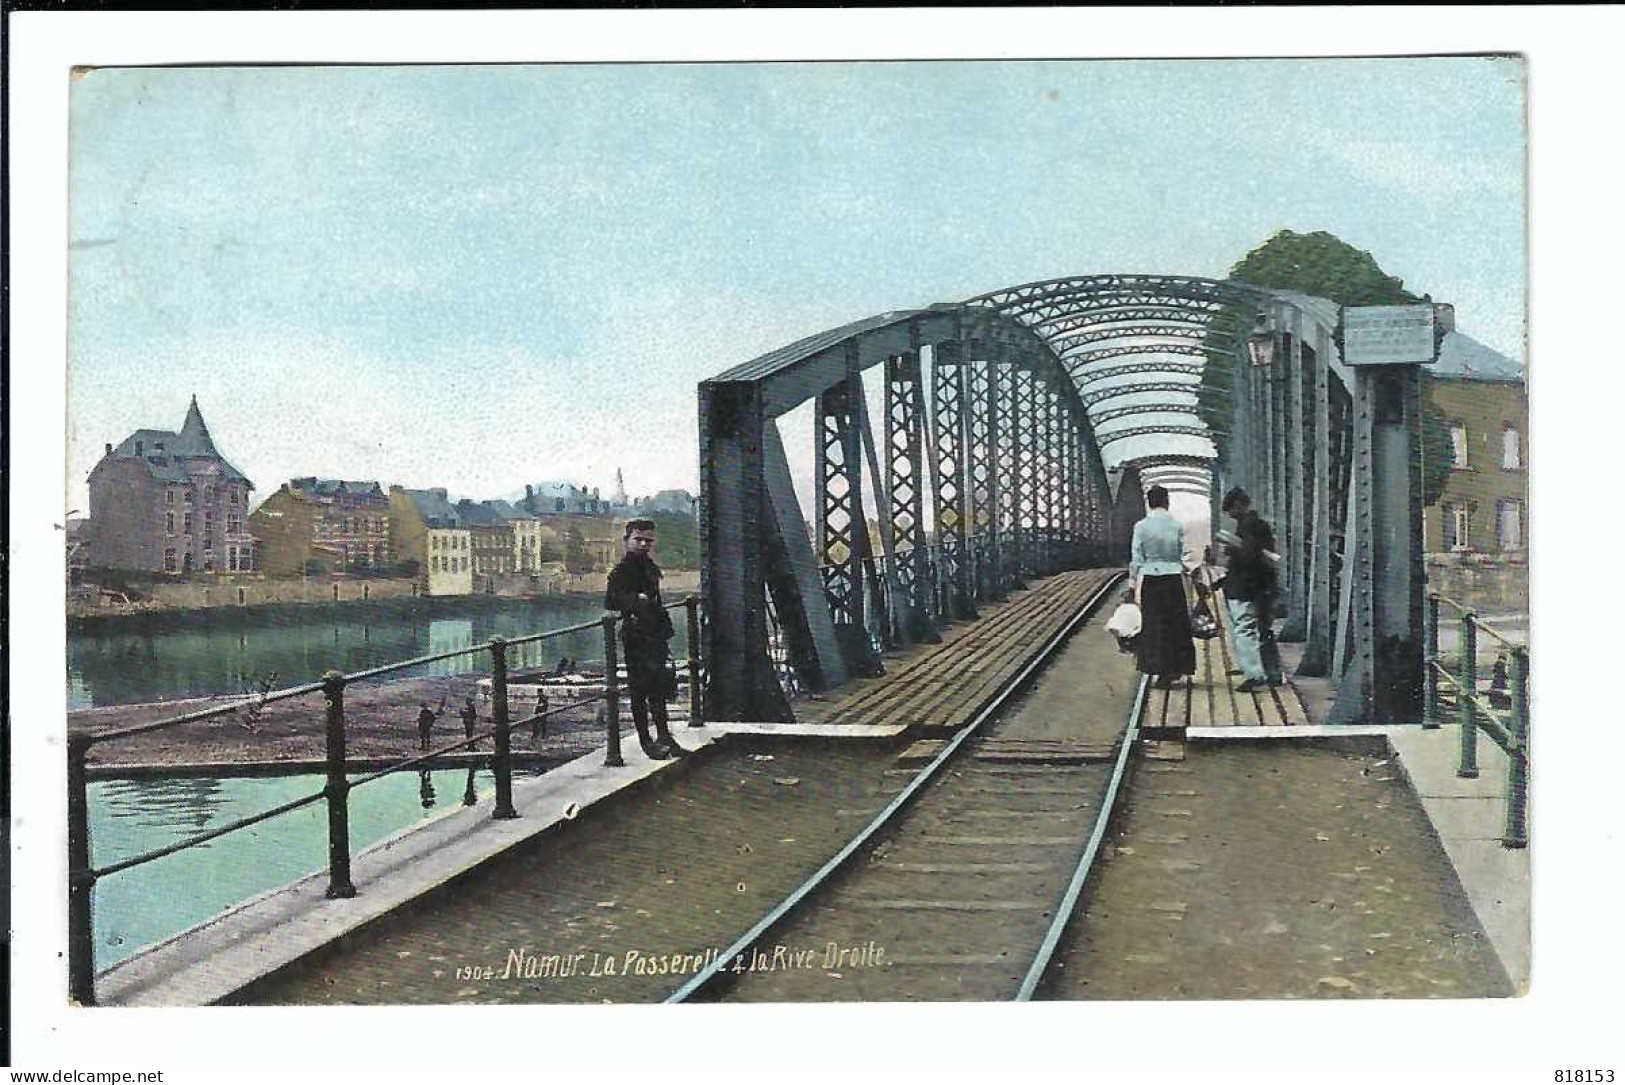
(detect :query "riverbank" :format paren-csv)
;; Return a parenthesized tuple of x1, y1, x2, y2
(69, 568, 701, 621)
(68, 673, 627, 773)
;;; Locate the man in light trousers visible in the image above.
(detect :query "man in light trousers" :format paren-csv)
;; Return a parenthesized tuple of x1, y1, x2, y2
(1217, 487, 1282, 692)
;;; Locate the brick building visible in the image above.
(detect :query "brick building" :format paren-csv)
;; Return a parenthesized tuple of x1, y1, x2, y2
(455, 500, 517, 580)
(389, 487, 472, 596)
(1423, 332, 1527, 610)
(249, 478, 391, 576)
(85, 397, 257, 574)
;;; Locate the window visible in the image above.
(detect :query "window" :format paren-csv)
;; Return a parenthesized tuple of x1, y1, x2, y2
(228, 546, 238, 571)
(164, 548, 177, 572)
(166, 489, 175, 505)
(228, 515, 241, 534)
(230, 489, 240, 505)
(1443, 503, 1471, 552)
(205, 486, 215, 502)
(183, 488, 194, 504)
(1502, 427, 1522, 469)
(241, 548, 252, 572)
(1497, 499, 1524, 551)
(166, 511, 176, 534)
(183, 512, 194, 534)
(1449, 424, 1469, 468)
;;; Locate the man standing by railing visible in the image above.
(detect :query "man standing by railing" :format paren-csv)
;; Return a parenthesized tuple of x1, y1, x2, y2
(1216, 487, 1283, 692)
(605, 518, 686, 760)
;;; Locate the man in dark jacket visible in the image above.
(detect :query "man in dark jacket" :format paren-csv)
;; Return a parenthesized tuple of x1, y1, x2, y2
(1217, 487, 1283, 692)
(604, 518, 685, 760)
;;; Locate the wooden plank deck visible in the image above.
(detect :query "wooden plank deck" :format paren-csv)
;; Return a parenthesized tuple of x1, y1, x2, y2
(795, 569, 1119, 733)
(1177, 570, 1315, 729)
(792, 566, 1315, 735)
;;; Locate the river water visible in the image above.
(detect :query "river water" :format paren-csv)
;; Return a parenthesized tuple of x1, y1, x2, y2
(67, 594, 692, 709)
(74, 595, 687, 978)
(90, 767, 522, 973)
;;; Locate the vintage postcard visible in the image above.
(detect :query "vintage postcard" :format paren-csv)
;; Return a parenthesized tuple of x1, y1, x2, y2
(10, 7, 1613, 1076)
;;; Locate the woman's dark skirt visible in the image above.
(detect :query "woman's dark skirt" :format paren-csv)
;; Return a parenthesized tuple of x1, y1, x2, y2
(1135, 573, 1196, 677)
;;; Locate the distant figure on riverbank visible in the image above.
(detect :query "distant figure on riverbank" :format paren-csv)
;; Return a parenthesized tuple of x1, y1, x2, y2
(460, 698, 479, 748)
(416, 702, 444, 752)
(532, 688, 549, 745)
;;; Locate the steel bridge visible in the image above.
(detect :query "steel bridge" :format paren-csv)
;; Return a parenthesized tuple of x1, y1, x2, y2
(698, 274, 1446, 726)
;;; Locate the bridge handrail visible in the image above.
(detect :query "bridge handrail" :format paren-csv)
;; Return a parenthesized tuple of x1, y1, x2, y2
(67, 594, 708, 1005)
(1423, 591, 1529, 850)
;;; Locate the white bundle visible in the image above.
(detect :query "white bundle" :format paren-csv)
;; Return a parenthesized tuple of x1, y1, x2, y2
(1105, 601, 1142, 639)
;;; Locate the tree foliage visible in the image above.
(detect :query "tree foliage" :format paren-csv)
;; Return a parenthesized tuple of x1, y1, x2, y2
(1201, 230, 1452, 504)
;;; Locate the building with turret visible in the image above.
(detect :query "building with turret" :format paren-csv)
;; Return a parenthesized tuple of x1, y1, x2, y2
(85, 397, 257, 573)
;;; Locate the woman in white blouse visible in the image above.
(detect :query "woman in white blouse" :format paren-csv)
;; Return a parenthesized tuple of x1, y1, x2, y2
(1128, 485, 1195, 689)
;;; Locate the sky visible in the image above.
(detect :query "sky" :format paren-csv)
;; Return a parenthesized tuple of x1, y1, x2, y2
(66, 57, 1527, 514)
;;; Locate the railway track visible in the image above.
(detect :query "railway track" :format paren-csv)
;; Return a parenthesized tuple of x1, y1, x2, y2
(666, 570, 1147, 1003)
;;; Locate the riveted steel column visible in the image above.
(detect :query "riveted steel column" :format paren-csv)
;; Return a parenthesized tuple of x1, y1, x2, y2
(1281, 309, 1308, 641)
(698, 379, 787, 722)
(932, 339, 975, 618)
(1299, 323, 1335, 676)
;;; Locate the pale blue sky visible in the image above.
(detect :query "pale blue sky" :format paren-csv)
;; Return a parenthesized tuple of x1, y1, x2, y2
(68, 57, 1526, 511)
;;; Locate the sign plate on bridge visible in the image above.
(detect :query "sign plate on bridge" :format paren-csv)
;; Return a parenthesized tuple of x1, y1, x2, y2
(1340, 304, 1437, 366)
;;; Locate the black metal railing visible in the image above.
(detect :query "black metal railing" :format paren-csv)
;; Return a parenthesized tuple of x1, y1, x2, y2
(67, 595, 706, 1005)
(1423, 592, 1529, 849)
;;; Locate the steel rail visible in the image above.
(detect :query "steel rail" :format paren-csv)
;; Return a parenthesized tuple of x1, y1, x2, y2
(663, 569, 1125, 1004)
(1015, 672, 1149, 1000)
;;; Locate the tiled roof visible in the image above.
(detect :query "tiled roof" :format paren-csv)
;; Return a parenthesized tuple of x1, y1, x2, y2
(98, 399, 251, 486)
(1432, 331, 1523, 382)
(398, 488, 462, 528)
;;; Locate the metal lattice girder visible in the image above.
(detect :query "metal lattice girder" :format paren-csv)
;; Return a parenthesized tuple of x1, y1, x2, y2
(931, 339, 974, 617)
(1090, 401, 1204, 428)
(1077, 381, 1223, 410)
(1061, 342, 1223, 371)
(1021, 305, 1245, 344)
(1051, 323, 1211, 351)
(967, 349, 1000, 599)
(995, 356, 1022, 587)
(1095, 423, 1213, 449)
(884, 350, 938, 643)
(1021, 364, 1044, 576)
(1073, 360, 1208, 386)
(968, 273, 1276, 317)
(815, 370, 866, 636)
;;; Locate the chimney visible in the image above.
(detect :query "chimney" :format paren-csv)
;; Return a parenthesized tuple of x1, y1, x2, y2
(104, 443, 112, 456)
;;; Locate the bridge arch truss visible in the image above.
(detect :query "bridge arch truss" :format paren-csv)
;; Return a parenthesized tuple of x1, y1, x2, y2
(700, 274, 1440, 725)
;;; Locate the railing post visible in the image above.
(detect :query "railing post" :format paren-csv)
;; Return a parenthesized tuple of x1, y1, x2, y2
(602, 614, 625, 767)
(67, 734, 97, 1005)
(322, 671, 357, 899)
(685, 596, 704, 728)
(1457, 613, 1479, 779)
(1424, 593, 1441, 729)
(1504, 646, 1530, 848)
(489, 637, 518, 820)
